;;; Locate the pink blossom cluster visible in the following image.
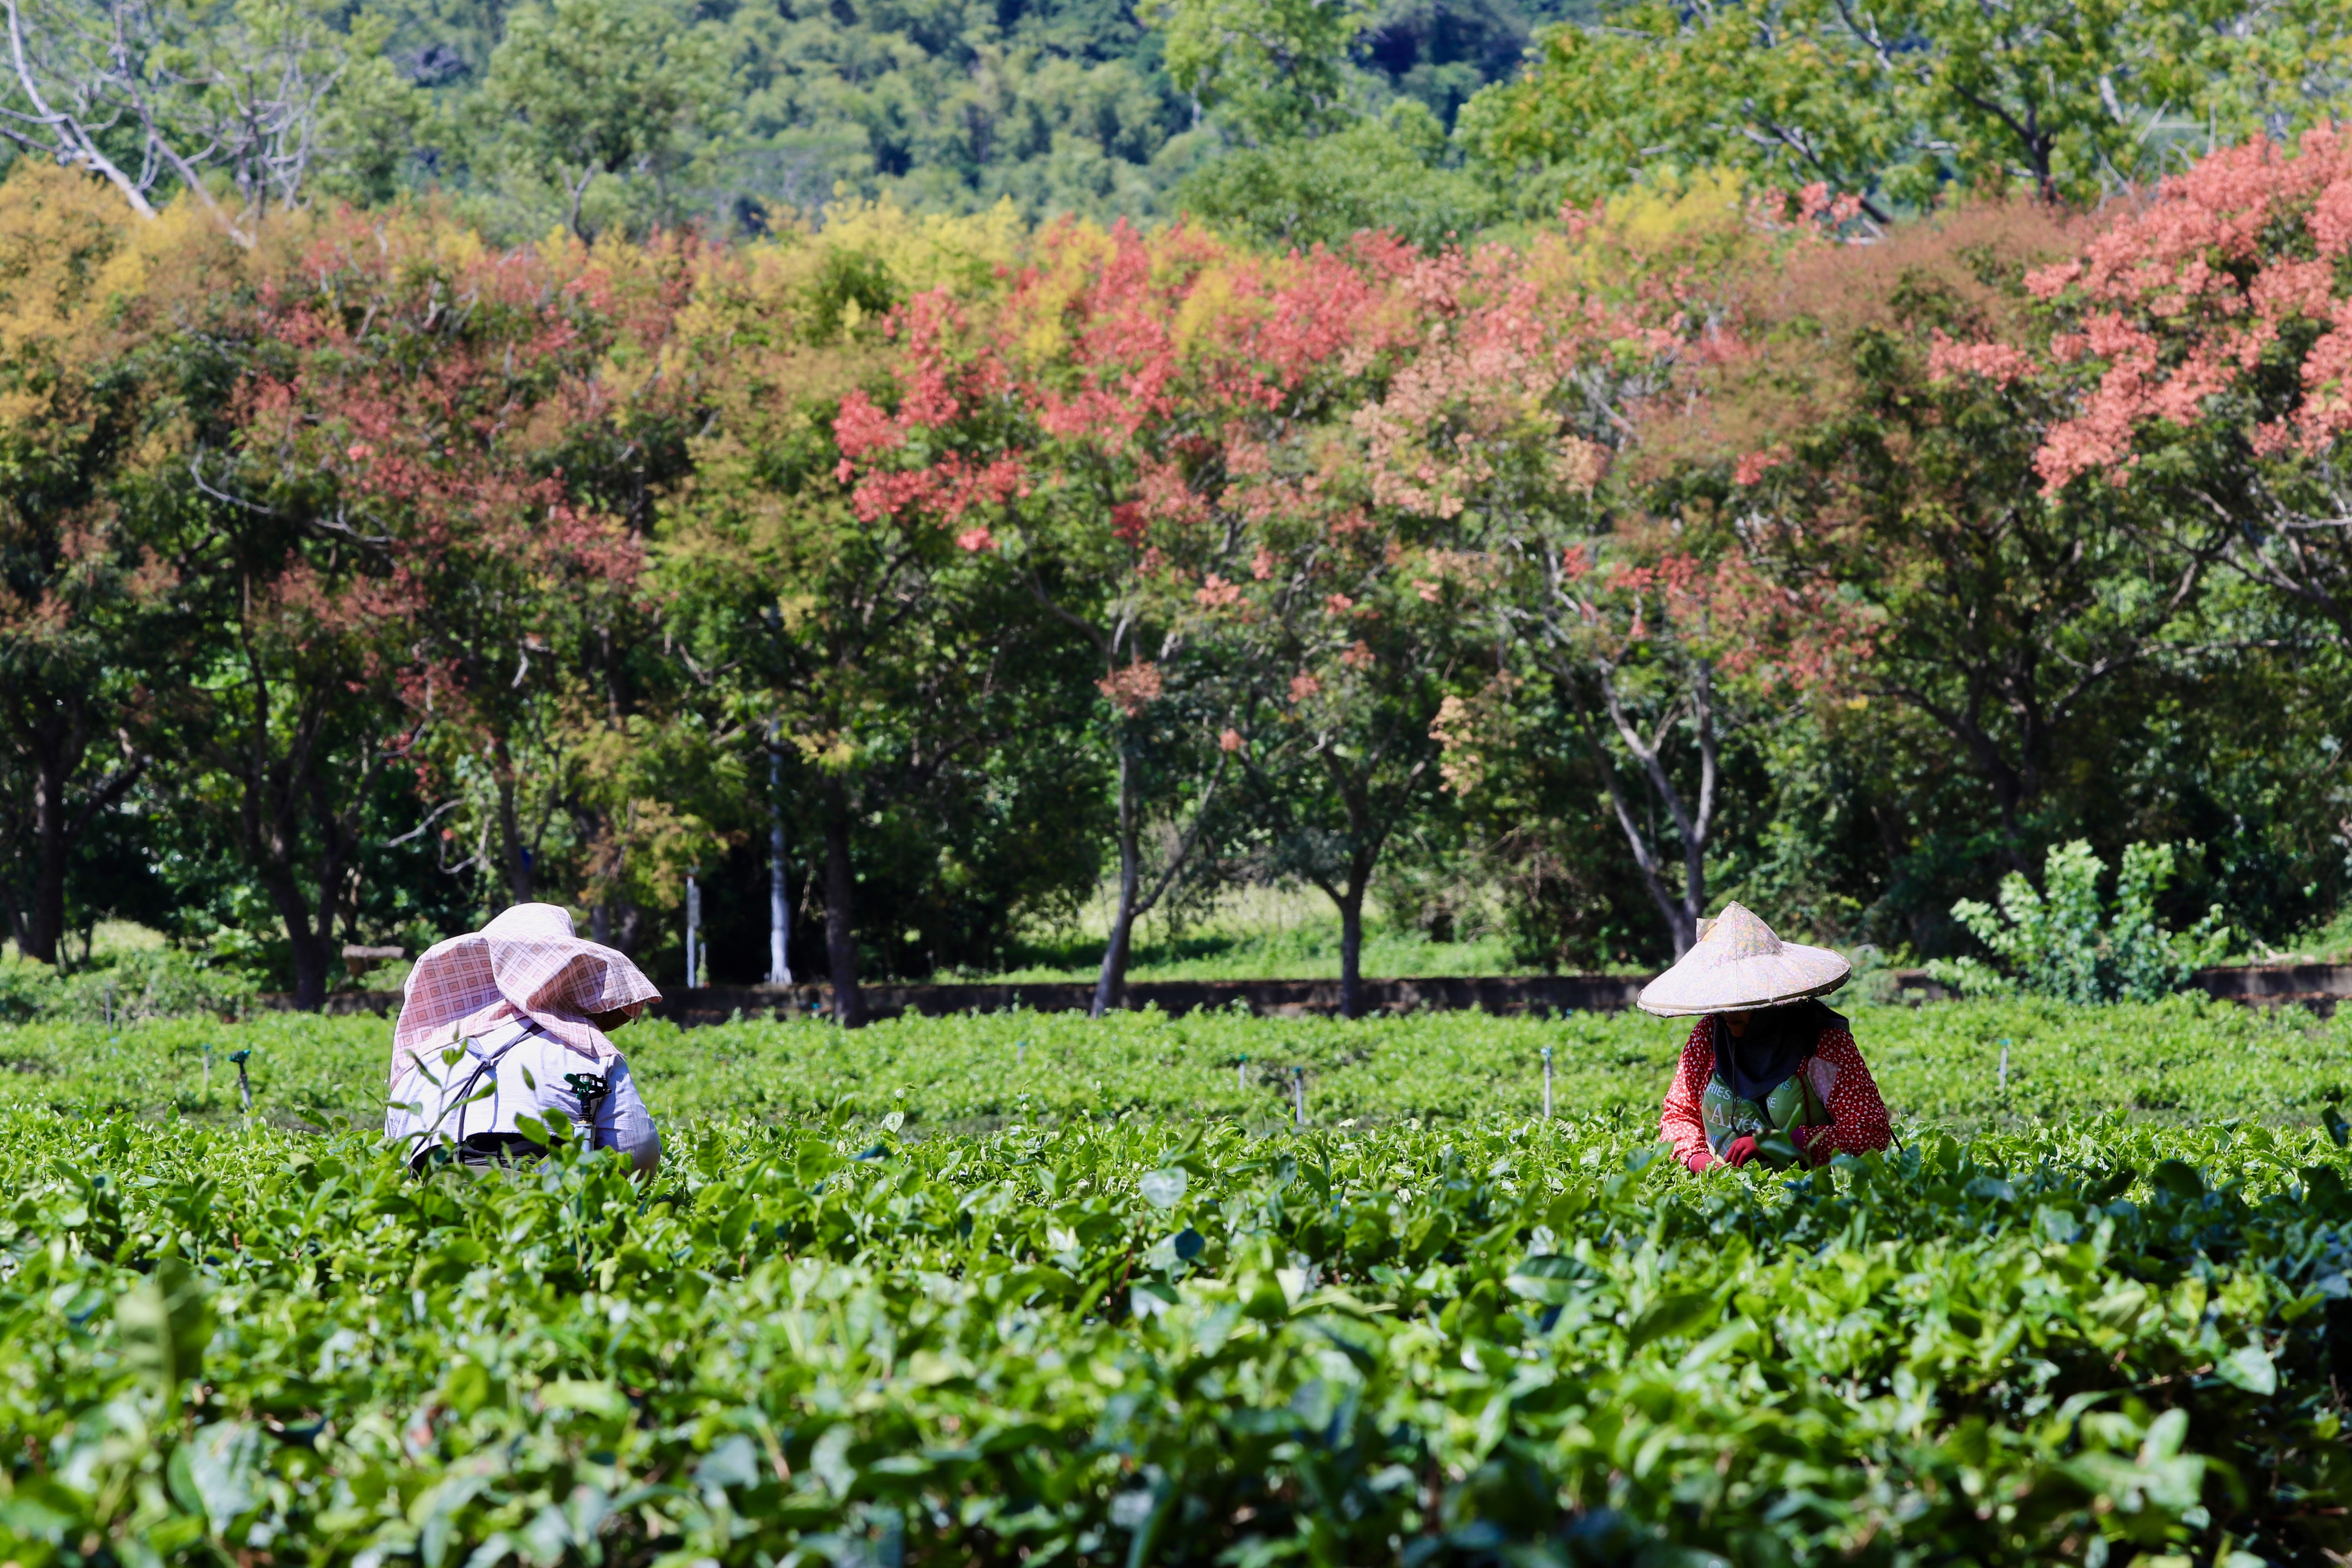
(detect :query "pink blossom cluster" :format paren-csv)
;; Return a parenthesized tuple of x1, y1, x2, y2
(2027, 128, 2352, 490)
(1924, 331, 2039, 390)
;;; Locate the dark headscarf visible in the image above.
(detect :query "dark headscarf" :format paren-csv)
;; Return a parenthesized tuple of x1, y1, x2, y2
(1710, 999, 1844, 1105)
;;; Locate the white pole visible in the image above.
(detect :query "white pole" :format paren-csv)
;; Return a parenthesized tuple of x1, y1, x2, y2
(1542, 1045, 1554, 1120)
(768, 726, 792, 986)
(686, 873, 702, 991)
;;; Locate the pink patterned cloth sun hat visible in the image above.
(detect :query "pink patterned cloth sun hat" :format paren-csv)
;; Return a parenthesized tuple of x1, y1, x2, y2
(390, 903, 662, 1089)
(1636, 902, 1851, 1017)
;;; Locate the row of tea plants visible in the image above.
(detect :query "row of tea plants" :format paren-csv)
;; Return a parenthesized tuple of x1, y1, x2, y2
(2, 995, 2346, 1131)
(2, 1101, 2348, 1565)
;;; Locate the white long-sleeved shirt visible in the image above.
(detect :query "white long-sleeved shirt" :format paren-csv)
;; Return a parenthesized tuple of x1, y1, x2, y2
(385, 1016, 662, 1175)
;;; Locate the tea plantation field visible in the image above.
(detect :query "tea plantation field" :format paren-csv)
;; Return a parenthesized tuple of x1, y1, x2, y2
(5, 994, 2347, 1130)
(3, 1000, 2350, 1565)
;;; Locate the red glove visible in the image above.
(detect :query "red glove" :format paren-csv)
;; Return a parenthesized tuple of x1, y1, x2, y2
(1722, 1136, 1758, 1168)
(1685, 1148, 1718, 1173)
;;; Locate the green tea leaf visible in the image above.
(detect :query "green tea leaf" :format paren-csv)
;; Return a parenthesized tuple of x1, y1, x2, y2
(2217, 1342, 2278, 1395)
(116, 1257, 214, 1393)
(1627, 1288, 1719, 1350)
(1138, 1168, 1188, 1209)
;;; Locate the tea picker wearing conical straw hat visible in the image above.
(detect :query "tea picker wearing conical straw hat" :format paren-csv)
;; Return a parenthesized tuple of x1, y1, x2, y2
(1645, 903, 1891, 1172)
(385, 903, 665, 1176)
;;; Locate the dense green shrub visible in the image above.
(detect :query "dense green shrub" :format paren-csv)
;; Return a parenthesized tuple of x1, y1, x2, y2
(1, 995, 2340, 1133)
(0, 950, 254, 1028)
(1932, 842, 2233, 1002)
(6, 1004, 2352, 1562)
(0, 1106, 2344, 1565)
(0, 955, 54, 1024)
(49, 950, 255, 1024)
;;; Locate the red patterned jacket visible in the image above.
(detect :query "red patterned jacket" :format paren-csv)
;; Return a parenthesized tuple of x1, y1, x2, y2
(1660, 1014, 1891, 1173)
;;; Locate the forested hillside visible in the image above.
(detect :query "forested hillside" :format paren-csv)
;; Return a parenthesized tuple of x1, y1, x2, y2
(4, 0, 2339, 246)
(34, 0, 1587, 243)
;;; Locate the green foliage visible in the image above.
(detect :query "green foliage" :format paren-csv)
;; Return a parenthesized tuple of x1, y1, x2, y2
(17, 114, 2352, 999)
(0, 0, 421, 235)
(1460, 0, 2352, 219)
(678, 0, 1204, 226)
(0, 954, 55, 1023)
(48, 949, 255, 1023)
(1934, 840, 2232, 1004)
(309, 12, 435, 206)
(1, 1068, 2350, 1561)
(472, 0, 727, 237)
(342, 0, 1573, 235)
(5, 1004, 2351, 1558)
(1145, 0, 1367, 142)
(986, 892, 1524, 981)
(1173, 100, 1498, 248)
(0, 948, 254, 1025)
(6, 995, 2352, 1132)
(658, 214, 1109, 999)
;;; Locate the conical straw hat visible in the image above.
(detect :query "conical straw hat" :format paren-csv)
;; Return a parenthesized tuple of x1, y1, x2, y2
(1636, 902, 1851, 1017)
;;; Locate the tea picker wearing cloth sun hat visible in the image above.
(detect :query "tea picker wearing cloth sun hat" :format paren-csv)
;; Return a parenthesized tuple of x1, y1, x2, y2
(1645, 903, 1891, 1173)
(385, 902, 666, 1176)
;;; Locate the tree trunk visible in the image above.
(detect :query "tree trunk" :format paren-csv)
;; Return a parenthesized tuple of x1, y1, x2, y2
(1336, 881, 1366, 1020)
(18, 704, 88, 966)
(287, 920, 331, 1011)
(1305, 749, 1398, 1023)
(258, 864, 335, 1011)
(24, 743, 69, 966)
(227, 664, 370, 1011)
(494, 738, 531, 903)
(1580, 658, 1714, 958)
(768, 732, 792, 985)
(823, 783, 866, 1027)
(252, 789, 364, 1013)
(13, 702, 142, 965)
(1092, 748, 1141, 1018)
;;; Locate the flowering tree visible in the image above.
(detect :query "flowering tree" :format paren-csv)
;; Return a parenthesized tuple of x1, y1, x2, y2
(1204, 502, 1465, 1017)
(959, 206, 1871, 974)
(986, 222, 1250, 1015)
(0, 165, 225, 964)
(2021, 129, 2352, 663)
(835, 217, 1446, 1016)
(1155, 235, 1479, 1017)
(1503, 548, 1866, 953)
(664, 207, 1078, 1023)
(186, 206, 698, 1002)
(1666, 200, 2210, 876)
(1330, 202, 1859, 957)
(379, 228, 695, 916)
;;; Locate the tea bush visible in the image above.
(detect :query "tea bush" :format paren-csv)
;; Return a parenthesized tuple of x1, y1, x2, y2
(2, 1002, 2349, 1565)
(0, 950, 255, 1027)
(3, 995, 2346, 1132)
(2, 1110, 2346, 1566)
